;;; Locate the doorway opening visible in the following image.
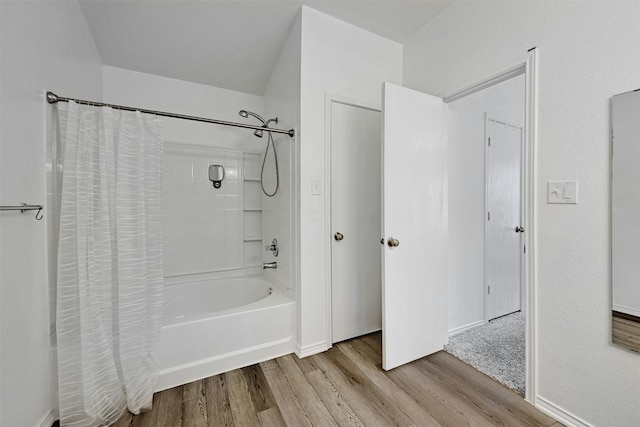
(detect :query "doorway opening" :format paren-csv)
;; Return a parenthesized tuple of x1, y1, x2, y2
(327, 97, 383, 345)
(442, 65, 532, 398)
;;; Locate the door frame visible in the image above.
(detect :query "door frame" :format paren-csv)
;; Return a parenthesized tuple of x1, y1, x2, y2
(484, 113, 525, 322)
(443, 48, 538, 404)
(324, 93, 382, 347)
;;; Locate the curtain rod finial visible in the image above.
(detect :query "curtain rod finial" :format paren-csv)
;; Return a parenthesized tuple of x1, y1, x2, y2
(47, 92, 58, 104)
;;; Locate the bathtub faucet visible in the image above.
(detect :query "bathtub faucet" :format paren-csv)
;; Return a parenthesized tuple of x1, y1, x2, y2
(263, 262, 277, 269)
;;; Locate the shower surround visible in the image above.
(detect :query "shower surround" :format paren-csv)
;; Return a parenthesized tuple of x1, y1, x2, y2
(80, 66, 295, 391)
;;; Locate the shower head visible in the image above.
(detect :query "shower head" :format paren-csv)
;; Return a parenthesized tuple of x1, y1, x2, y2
(238, 109, 267, 125)
(239, 109, 278, 139)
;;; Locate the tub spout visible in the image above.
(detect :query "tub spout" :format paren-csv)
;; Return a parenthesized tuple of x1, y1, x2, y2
(263, 262, 277, 269)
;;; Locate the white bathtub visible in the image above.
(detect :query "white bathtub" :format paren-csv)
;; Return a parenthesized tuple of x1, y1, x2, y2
(155, 274, 295, 391)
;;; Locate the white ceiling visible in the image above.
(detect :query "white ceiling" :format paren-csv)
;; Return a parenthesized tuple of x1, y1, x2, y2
(80, 1, 456, 95)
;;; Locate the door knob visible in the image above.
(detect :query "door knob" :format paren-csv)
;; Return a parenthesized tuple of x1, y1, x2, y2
(334, 232, 344, 241)
(387, 237, 400, 247)
(515, 226, 524, 233)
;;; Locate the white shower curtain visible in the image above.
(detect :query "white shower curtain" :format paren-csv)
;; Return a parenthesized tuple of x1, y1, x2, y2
(56, 101, 164, 426)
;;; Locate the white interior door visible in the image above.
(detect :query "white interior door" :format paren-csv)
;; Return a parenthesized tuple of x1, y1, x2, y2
(381, 82, 447, 371)
(331, 101, 382, 343)
(486, 116, 523, 321)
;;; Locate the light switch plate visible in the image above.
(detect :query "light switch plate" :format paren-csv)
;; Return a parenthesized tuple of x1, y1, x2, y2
(548, 180, 578, 204)
(311, 179, 321, 195)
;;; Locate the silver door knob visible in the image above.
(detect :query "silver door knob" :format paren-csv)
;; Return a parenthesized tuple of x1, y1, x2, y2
(334, 232, 344, 241)
(515, 226, 524, 233)
(387, 237, 400, 247)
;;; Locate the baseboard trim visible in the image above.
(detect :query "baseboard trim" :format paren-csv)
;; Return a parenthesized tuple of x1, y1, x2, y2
(536, 395, 593, 427)
(448, 320, 486, 337)
(295, 341, 329, 358)
(37, 410, 56, 427)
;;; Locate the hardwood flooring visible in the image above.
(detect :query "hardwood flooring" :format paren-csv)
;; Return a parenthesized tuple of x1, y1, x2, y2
(113, 332, 559, 427)
(612, 310, 640, 353)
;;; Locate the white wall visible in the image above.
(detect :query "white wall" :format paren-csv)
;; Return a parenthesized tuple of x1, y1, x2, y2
(447, 75, 525, 333)
(297, 7, 403, 354)
(405, 2, 640, 425)
(0, 1, 103, 425)
(102, 66, 264, 151)
(263, 13, 302, 292)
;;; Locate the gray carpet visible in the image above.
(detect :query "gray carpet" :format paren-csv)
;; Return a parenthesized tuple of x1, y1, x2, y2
(444, 311, 525, 396)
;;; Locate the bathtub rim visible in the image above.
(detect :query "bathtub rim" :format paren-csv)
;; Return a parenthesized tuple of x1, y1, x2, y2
(162, 274, 294, 326)
(163, 266, 263, 286)
(164, 268, 292, 295)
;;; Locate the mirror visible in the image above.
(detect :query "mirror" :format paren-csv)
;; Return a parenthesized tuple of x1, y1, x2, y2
(612, 88, 640, 352)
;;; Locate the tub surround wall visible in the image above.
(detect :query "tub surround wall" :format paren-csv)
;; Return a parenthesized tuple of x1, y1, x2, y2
(263, 12, 302, 293)
(297, 6, 402, 356)
(404, 2, 640, 425)
(163, 144, 253, 276)
(0, 2, 103, 426)
(103, 66, 269, 280)
(243, 152, 267, 268)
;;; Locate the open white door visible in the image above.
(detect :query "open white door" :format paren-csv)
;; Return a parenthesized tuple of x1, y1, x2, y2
(381, 82, 447, 371)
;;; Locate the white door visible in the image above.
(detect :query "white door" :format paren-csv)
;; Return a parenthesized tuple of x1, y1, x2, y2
(331, 101, 382, 343)
(381, 82, 447, 371)
(486, 116, 523, 321)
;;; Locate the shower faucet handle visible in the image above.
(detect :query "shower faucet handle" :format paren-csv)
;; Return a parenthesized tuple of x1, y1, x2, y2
(265, 238, 279, 257)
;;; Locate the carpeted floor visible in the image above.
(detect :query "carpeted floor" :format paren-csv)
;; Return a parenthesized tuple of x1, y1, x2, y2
(444, 311, 525, 396)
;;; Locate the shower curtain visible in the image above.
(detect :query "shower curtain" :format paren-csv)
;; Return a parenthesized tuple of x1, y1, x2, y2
(55, 101, 163, 426)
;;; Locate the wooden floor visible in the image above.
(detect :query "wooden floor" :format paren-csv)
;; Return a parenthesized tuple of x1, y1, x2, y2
(113, 332, 561, 427)
(612, 310, 640, 352)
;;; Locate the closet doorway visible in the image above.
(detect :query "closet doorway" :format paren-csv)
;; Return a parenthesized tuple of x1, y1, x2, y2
(329, 99, 382, 344)
(328, 84, 449, 369)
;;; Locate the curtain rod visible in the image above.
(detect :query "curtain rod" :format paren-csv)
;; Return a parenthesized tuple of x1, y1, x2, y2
(46, 92, 295, 138)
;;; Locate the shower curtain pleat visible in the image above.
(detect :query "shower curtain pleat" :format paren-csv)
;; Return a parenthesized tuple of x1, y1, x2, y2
(56, 101, 163, 426)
